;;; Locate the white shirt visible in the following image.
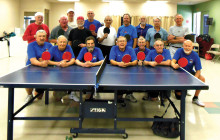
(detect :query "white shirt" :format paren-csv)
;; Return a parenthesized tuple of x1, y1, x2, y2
(97, 26, 117, 46)
(68, 21, 77, 29)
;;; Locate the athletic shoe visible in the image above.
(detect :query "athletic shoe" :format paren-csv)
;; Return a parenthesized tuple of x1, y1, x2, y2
(125, 94, 137, 103)
(69, 91, 79, 102)
(25, 95, 33, 104)
(192, 98, 205, 107)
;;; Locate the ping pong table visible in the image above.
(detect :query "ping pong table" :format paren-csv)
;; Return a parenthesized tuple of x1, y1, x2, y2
(0, 60, 208, 140)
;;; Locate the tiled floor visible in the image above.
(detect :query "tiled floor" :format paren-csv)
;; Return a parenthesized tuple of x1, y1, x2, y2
(0, 56, 220, 140)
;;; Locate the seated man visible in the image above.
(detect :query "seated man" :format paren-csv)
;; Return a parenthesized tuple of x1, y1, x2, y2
(109, 36, 138, 103)
(75, 36, 104, 67)
(48, 35, 77, 102)
(25, 29, 53, 104)
(75, 36, 104, 99)
(134, 37, 150, 66)
(143, 39, 171, 100)
(171, 40, 205, 107)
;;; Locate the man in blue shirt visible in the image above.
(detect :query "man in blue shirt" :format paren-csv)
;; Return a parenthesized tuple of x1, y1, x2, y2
(84, 10, 101, 46)
(143, 39, 171, 100)
(76, 36, 104, 67)
(117, 13, 137, 49)
(25, 30, 52, 104)
(145, 17, 168, 50)
(49, 35, 78, 102)
(171, 40, 205, 107)
(110, 36, 138, 103)
(136, 16, 153, 39)
(134, 37, 150, 66)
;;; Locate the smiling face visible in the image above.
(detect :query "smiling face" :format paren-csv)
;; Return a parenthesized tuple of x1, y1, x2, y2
(59, 16, 68, 28)
(153, 18, 161, 27)
(154, 40, 164, 54)
(35, 15, 43, 25)
(36, 32, 46, 46)
(104, 16, 112, 27)
(175, 14, 184, 26)
(137, 38, 146, 51)
(87, 10, 95, 20)
(86, 39, 95, 52)
(183, 40, 193, 55)
(117, 37, 127, 51)
(123, 14, 130, 26)
(57, 36, 67, 51)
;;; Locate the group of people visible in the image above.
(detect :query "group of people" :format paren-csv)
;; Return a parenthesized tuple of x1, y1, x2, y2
(22, 9, 205, 107)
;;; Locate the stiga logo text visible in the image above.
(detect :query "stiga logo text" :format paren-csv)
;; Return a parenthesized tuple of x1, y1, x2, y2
(90, 108, 106, 112)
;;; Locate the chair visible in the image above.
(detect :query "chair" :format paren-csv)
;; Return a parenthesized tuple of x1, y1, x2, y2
(192, 43, 199, 55)
(206, 44, 220, 62)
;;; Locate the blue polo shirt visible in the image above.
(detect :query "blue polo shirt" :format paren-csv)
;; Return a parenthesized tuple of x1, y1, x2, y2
(145, 27, 168, 49)
(49, 45, 75, 62)
(173, 48, 202, 73)
(84, 19, 101, 33)
(109, 45, 137, 62)
(134, 47, 150, 58)
(145, 49, 171, 62)
(117, 25, 137, 48)
(26, 41, 53, 65)
(136, 24, 153, 38)
(77, 47, 104, 62)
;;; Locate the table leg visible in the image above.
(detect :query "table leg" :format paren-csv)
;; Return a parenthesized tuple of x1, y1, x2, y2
(45, 90, 49, 105)
(180, 90, 186, 140)
(7, 88, 14, 140)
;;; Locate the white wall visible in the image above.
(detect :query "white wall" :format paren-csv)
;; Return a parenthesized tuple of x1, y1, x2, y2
(0, 0, 20, 37)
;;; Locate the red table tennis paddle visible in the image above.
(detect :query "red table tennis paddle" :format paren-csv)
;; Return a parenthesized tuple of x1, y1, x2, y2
(84, 52, 93, 61)
(137, 52, 145, 61)
(155, 54, 163, 63)
(62, 52, 72, 61)
(41, 51, 51, 60)
(89, 24, 96, 31)
(178, 57, 188, 67)
(122, 54, 131, 63)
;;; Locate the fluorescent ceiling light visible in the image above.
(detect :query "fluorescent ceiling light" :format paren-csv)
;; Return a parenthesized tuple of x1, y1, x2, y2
(58, 0, 79, 1)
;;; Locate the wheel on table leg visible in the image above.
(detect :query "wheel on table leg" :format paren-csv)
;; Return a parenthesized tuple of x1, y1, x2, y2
(122, 133, 128, 139)
(72, 133, 78, 138)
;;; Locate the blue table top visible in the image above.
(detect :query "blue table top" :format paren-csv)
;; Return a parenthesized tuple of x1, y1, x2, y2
(0, 64, 209, 91)
(0, 65, 99, 89)
(98, 65, 209, 90)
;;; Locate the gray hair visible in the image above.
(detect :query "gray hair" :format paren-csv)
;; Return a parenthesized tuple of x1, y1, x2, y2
(138, 36, 146, 42)
(57, 35, 68, 42)
(154, 39, 164, 46)
(36, 29, 47, 36)
(104, 15, 112, 21)
(117, 36, 127, 42)
(153, 17, 161, 22)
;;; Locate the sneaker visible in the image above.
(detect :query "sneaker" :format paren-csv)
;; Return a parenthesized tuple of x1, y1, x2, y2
(125, 94, 137, 103)
(69, 91, 79, 102)
(192, 98, 205, 107)
(25, 95, 33, 104)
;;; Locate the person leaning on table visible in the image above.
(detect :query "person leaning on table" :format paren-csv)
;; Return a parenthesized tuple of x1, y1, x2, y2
(25, 29, 52, 104)
(109, 36, 138, 103)
(171, 40, 205, 107)
(48, 35, 77, 102)
(143, 39, 171, 101)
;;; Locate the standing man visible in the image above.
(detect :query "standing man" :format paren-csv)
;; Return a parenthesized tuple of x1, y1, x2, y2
(117, 13, 137, 49)
(145, 17, 168, 50)
(136, 16, 153, 38)
(171, 40, 205, 107)
(67, 8, 77, 29)
(49, 16, 72, 44)
(84, 10, 102, 46)
(168, 14, 190, 58)
(109, 36, 138, 103)
(68, 16, 92, 57)
(23, 12, 50, 43)
(97, 15, 117, 63)
(25, 30, 52, 104)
